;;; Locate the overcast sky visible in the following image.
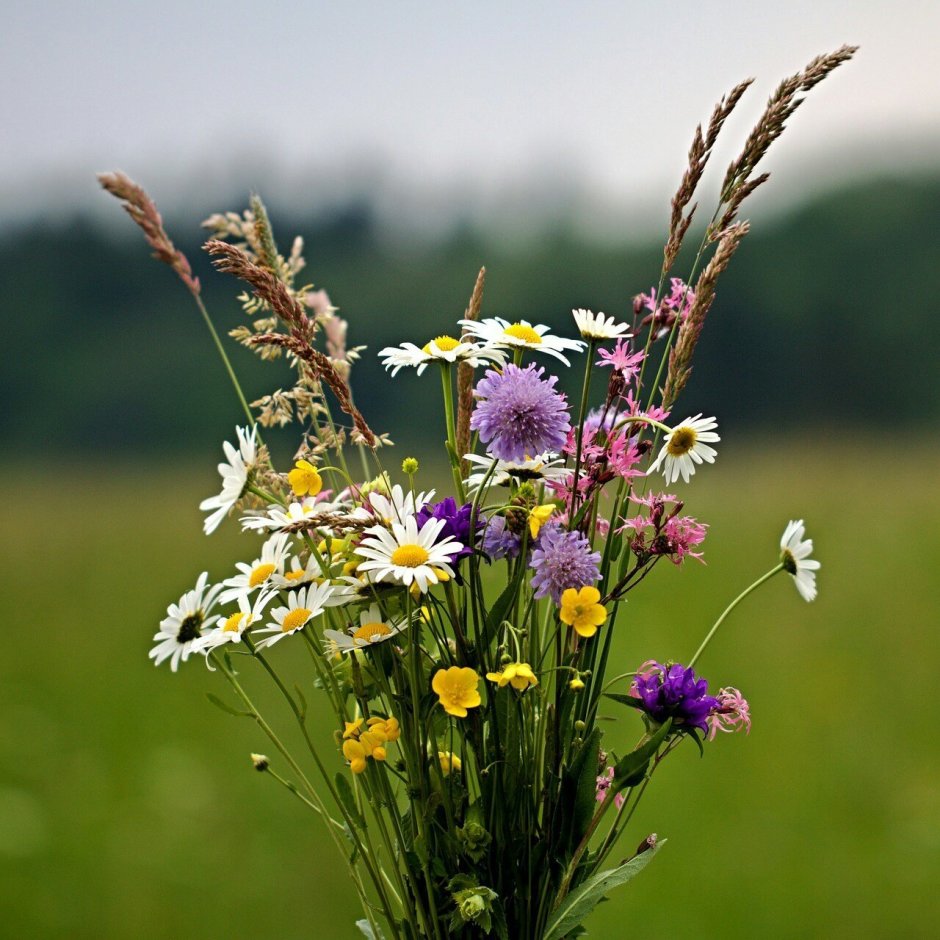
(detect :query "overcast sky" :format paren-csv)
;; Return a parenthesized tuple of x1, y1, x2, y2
(3, 1, 939, 232)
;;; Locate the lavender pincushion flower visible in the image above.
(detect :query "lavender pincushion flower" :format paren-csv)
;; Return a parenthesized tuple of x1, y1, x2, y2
(415, 497, 480, 560)
(529, 524, 601, 602)
(632, 661, 719, 733)
(482, 515, 521, 561)
(470, 363, 570, 462)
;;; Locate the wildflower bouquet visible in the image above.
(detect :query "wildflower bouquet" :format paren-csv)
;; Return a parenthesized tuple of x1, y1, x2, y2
(103, 46, 853, 940)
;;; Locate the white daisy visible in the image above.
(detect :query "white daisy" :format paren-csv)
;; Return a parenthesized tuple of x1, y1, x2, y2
(457, 316, 586, 366)
(379, 336, 506, 376)
(647, 414, 720, 484)
(149, 572, 223, 671)
(240, 495, 346, 532)
(219, 533, 290, 603)
(366, 484, 435, 527)
(253, 582, 336, 650)
(356, 517, 462, 593)
(270, 552, 325, 590)
(463, 452, 569, 492)
(780, 520, 820, 602)
(323, 603, 410, 655)
(572, 308, 632, 341)
(199, 426, 258, 535)
(195, 589, 275, 654)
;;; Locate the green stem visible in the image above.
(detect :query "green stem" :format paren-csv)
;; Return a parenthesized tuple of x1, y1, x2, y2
(688, 563, 784, 668)
(570, 340, 597, 517)
(193, 292, 257, 430)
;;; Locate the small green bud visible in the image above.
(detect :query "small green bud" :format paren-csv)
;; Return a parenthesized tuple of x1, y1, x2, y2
(401, 457, 419, 474)
(574, 720, 586, 732)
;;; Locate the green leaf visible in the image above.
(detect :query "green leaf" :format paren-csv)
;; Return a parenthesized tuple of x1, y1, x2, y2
(543, 840, 666, 940)
(485, 578, 520, 644)
(204, 692, 252, 718)
(612, 719, 671, 788)
(603, 692, 645, 710)
(334, 773, 366, 830)
(568, 728, 603, 851)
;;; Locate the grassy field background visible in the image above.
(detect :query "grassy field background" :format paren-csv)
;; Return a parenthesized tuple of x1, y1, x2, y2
(1, 442, 937, 938)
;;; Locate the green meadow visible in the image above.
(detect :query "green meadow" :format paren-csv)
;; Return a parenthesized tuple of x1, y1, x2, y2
(2, 443, 937, 938)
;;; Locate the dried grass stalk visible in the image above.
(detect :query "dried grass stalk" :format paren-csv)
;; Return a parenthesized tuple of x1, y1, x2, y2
(715, 44, 858, 235)
(663, 78, 753, 271)
(98, 172, 201, 295)
(662, 221, 750, 410)
(456, 267, 486, 469)
(206, 240, 378, 448)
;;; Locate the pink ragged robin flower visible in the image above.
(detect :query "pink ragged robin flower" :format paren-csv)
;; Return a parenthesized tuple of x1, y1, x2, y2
(706, 688, 752, 741)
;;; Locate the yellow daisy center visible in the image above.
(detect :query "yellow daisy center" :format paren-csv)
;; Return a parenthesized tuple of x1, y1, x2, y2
(223, 612, 246, 633)
(504, 323, 542, 345)
(353, 622, 393, 642)
(391, 544, 429, 568)
(281, 607, 312, 632)
(284, 569, 307, 582)
(249, 563, 276, 587)
(666, 426, 698, 457)
(422, 335, 461, 354)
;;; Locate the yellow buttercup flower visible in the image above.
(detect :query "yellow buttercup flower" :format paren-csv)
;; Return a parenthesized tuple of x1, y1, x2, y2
(528, 504, 556, 539)
(342, 718, 364, 740)
(367, 715, 401, 743)
(288, 459, 323, 497)
(486, 662, 538, 691)
(569, 676, 586, 691)
(559, 586, 607, 638)
(437, 751, 462, 776)
(432, 666, 482, 718)
(342, 739, 368, 774)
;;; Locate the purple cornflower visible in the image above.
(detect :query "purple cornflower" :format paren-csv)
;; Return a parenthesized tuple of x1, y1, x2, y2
(416, 497, 480, 560)
(470, 364, 570, 463)
(481, 515, 521, 561)
(631, 661, 719, 733)
(529, 524, 601, 603)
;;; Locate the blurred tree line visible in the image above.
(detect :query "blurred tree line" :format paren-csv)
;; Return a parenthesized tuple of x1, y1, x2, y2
(2, 174, 936, 460)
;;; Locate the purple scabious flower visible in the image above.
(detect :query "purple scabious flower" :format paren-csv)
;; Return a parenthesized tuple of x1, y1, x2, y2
(529, 524, 601, 603)
(415, 497, 480, 560)
(470, 364, 570, 463)
(481, 515, 521, 561)
(631, 661, 719, 733)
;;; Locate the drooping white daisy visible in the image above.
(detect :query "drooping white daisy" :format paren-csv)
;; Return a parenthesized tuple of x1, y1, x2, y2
(240, 495, 346, 532)
(195, 589, 275, 654)
(323, 603, 410, 655)
(219, 533, 290, 603)
(356, 517, 462, 593)
(572, 308, 632, 341)
(779, 520, 820, 602)
(149, 572, 223, 671)
(463, 452, 569, 492)
(366, 484, 435, 527)
(457, 316, 586, 366)
(647, 414, 720, 484)
(379, 336, 506, 376)
(253, 582, 336, 650)
(199, 426, 258, 535)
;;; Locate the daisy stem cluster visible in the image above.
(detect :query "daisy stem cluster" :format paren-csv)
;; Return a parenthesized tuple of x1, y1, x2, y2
(124, 46, 850, 940)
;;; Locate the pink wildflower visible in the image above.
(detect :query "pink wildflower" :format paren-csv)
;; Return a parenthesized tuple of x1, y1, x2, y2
(639, 278, 696, 340)
(660, 515, 708, 565)
(706, 687, 752, 741)
(596, 339, 645, 383)
(595, 766, 625, 809)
